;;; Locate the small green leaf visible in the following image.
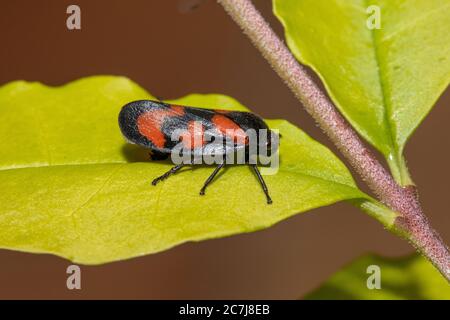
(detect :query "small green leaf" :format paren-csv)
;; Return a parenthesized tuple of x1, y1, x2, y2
(274, 0, 450, 185)
(305, 254, 450, 299)
(0, 76, 387, 264)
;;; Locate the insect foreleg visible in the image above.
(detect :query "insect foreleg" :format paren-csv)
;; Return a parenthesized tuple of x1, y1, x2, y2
(152, 164, 185, 185)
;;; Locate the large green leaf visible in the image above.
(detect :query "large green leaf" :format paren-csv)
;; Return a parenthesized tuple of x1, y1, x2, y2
(274, 0, 450, 185)
(0, 76, 390, 264)
(305, 254, 450, 299)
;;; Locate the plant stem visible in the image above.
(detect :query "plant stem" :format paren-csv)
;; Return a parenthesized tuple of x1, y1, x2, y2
(217, 0, 450, 281)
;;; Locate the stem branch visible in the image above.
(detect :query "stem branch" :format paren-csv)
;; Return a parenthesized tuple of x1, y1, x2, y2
(218, 0, 450, 281)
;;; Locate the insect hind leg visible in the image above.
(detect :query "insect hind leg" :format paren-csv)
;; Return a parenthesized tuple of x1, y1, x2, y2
(152, 164, 185, 186)
(251, 164, 272, 204)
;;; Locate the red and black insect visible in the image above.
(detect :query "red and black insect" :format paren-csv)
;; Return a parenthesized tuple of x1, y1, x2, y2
(118, 100, 277, 204)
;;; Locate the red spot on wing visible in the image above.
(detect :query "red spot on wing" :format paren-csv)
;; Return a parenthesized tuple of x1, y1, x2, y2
(181, 121, 204, 149)
(171, 105, 185, 115)
(212, 114, 247, 145)
(215, 109, 231, 114)
(137, 106, 184, 149)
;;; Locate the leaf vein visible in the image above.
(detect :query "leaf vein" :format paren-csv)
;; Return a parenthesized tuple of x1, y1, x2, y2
(67, 163, 125, 242)
(363, 0, 397, 156)
(382, 2, 450, 42)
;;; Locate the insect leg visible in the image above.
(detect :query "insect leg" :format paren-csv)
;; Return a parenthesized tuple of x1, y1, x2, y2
(251, 165, 273, 204)
(149, 150, 169, 161)
(199, 163, 225, 195)
(152, 164, 185, 185)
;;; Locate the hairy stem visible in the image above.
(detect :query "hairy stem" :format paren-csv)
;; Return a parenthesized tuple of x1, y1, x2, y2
(217, 0, 450, 281)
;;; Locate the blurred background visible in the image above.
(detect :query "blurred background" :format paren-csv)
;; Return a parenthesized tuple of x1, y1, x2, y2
(0, 0, 448, 299)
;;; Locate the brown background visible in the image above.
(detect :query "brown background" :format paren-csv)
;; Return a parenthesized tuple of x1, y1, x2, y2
(0, 0, 448, 299)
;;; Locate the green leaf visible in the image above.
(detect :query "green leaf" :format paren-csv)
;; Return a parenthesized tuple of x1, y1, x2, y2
(0, 76, 389, 264)
(305, 254, 450, 299)
(274, 0, 450, 185)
